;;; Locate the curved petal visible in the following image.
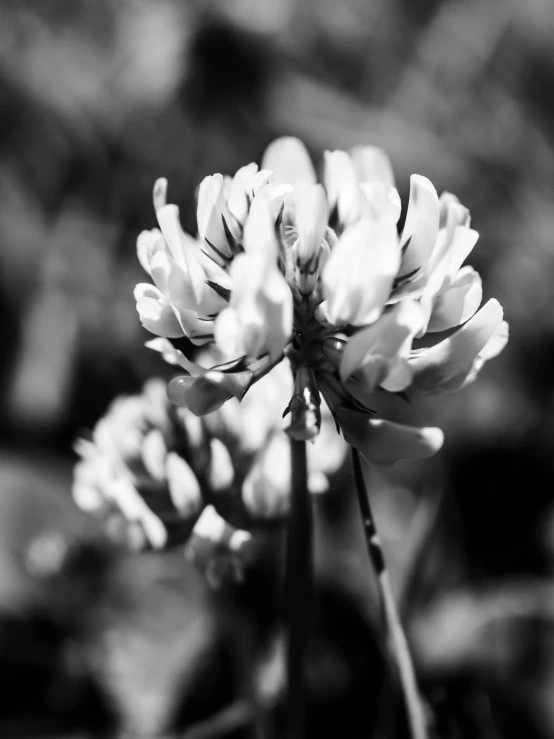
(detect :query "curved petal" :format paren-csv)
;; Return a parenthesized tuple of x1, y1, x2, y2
(336, 407, 444, 463)
(359, 182, 402, 224)
(167, 366, 254, 416)
(134, 284, 183, 338)
(213, 307, 248, 358)
(410, 299, 504, 392)
(216, 252, 292, 361)
(427, 267, 483, 332)
(323, 149, 358, 211)
(153, 177, 168, 212)
(136, 229, 163, 275)
(165, 452, 203, 516)
(242, 191, 280, 258)
(462, 320, 509, 388)
(398, 175, 439, 281)
(444, 227, 479, 283)
(196, 173, 236, 256)
(208, 439, 235, 491)
(261, 137, 316, 186)
(322, 218, 400, 326)
(293, 184, 328, 263)
(157, 204, 207, 304)
(227, 162, 259, 225)
(350, 145, 395, 186)
(340, 300, 423, 381)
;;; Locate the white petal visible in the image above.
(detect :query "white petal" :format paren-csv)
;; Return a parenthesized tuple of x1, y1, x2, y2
(399, 175, 439, 279)
(136, 230, 155, 275)
(134, 284, 183, 338)
(157, 204, 207, 304)
(444, 227, 480, 282)
(481, 320, 509, 361)
(359, 182, 402, 224)
(242, 191, 279, 258)
(323, 218, 400, 326)
(336, 407, 444, 463)
(350, 145, 395, 186)
(165, 452, 202, 516)
(196, 173, 227, 245)
(340, 300, 423, 381)
(293, 184, 328, 263)
(410, 299, 504, 392)
(153, 177, 168, 212)
(323, 149, 358, 211)
(261, 137, 316, 186)
(227, 162, 259, 225)
(208, 439, 234, 491)
(214, 307, 246, 358)
(380, 358, 413, 392)
(148, 248, 173, 294)
(141, 430, 167, 481)
(427, 267, 482, 332)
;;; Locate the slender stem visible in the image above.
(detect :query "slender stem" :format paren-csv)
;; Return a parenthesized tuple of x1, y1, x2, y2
(285, 438, 312, 739)
(351, 448, 428, 739)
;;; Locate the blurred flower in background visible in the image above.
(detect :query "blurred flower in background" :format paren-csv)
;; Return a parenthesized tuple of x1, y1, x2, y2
(73, 362, 348, 583)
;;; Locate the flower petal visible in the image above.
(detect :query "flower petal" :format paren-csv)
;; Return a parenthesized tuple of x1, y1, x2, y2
(398, 175, 439, 281)
(350, 145, 395, 186)
(157, 204, 207, 305)
(242, 191, 280, 258)
(215, 251, 292, 361)
(208, 438, 235, 491)
(462, 320, 509, 388)
(410, 299, 504, 392)
(167, 365, 256, 416)
(322, 218, 400, 326)
(427, 266, 482, 332)
(134, 284, 183, 338)
(261, 137, 316, 186)
(213, 307, 248, 358)
(167, 375, 236, 416)
(336, 407, 444, 463)
(165, 452, 202, 517)
(226, 162, 259, 225)
(293, 184, 328, 264)
(196, 173, 237, 257)
(323, 150, 358, 211)
(153, 177, 168, 212)
(340, 300, 423, 382)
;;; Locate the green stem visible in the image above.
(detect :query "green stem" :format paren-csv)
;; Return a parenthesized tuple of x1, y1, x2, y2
(285, 438, 312, 739)
(351, 448, 428, 739)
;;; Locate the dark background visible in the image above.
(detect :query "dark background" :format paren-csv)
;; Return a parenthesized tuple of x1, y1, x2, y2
(1, 1, 554, 737)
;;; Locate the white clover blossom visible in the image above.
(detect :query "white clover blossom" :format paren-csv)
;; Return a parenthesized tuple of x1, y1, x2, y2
(135, 137, 508, 463)
(73, 366, 347, 571)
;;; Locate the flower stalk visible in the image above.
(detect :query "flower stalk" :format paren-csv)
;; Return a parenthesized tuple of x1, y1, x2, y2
(285, 438, 312, 739)
(351, 448, 428, 739)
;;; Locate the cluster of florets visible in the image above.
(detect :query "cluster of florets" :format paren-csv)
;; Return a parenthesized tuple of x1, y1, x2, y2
(134, 137, 507, 462)
(73, 364, 347, 584)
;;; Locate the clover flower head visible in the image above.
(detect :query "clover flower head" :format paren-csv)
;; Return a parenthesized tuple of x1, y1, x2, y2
(73, 365, 347, 579)
(135, 137, 508, 463)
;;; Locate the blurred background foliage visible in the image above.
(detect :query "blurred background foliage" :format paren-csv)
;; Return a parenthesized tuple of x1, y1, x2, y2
(2, 0, 554, 737)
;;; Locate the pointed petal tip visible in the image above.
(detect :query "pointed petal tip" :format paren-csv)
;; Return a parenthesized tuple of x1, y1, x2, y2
(153, 178, 168, 212)
(261, 136, 316, 186)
